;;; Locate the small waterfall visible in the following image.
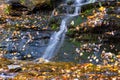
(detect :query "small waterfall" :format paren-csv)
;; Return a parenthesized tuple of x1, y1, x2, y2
(74, 0, 82, 15)
(39, 0, 96, 61)
(42, 18, 68, 60)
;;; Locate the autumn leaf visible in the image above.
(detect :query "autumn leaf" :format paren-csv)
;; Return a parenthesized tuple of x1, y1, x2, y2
(99, 6, 105, 11)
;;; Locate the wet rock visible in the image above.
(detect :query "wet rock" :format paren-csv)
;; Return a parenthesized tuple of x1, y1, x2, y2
(7, 0, 51, 11)
(0, 0, 66, 15)
(66, 0, 74, 5)
(7, 65, 21, 70)
(0, 73, 16, 79)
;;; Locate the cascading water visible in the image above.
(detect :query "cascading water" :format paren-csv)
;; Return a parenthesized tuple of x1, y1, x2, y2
(37, 0, 97, 61)
(39, 0, 81, 61)
(74, 0, 82, 15)
(42, 18, 68, 60)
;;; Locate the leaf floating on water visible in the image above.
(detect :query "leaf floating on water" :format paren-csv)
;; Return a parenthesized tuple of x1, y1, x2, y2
(116, 15, 120, 18)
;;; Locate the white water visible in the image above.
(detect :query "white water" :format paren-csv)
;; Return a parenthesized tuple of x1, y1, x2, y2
(74, 0, 82, 15)
(38, 0, 97, 61)
(42, 18, 68, 60)
(40, 0, 82, 61)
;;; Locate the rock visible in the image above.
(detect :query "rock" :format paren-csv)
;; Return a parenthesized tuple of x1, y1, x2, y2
(7, 65, 21, 70)
(66, 0, 74, 5)
(6, 0, 53, 10)
(0, 0, 65, 15)
(0, 73, 16, 79)
(5, 0, 20, 4)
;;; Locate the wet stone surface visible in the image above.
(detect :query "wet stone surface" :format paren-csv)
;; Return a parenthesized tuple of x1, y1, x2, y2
(0, 28, 52, 60)
(0, 13, 53, 60)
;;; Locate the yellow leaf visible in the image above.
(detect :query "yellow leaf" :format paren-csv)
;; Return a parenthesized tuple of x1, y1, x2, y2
(99, 6, 105, 11)
(116, 15, 120, 18)
(16, 24, 19, 27)
(87, 16, 94, 19)
(118, 70, 120, 74)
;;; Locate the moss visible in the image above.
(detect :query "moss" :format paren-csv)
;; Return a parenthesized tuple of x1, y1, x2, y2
(51, 24, 58, 30)
(20, 0, 26, 5)
(4, 4, 11, 15)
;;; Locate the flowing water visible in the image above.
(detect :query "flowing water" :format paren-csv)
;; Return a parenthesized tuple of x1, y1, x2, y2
(40, 0, 96, 61)
(0, 0, 96, 61)
(42, 18, 68, 60)
(0, 0, 120, 79)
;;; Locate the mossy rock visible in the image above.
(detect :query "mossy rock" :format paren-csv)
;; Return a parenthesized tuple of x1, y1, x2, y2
(66, 0, 74, 5)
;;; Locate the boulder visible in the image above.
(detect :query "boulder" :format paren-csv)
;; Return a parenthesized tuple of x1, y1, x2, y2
(6, 0, 51, 10)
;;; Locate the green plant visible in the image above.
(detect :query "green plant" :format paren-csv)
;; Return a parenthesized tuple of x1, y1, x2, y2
(51, 24, 58, 30)
(20, 0, 25, 4)
(98, 2, 102, 7)
(4, 4, 11, 15)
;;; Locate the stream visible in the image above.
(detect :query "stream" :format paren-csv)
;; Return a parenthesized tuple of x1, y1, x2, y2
(0, 0, 120, 79)
(0, 0, 97, 61)
(36, 0, 97, 62)
(0, 0, 119, 63)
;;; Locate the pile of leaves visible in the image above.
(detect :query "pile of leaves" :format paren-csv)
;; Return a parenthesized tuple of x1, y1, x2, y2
(0, 57, 119, 80)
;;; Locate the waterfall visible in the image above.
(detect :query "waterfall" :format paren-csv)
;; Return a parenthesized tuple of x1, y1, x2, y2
(74, 0, 82, 15)
(36, 0, 96, 62)
(42, 18, 68, 60)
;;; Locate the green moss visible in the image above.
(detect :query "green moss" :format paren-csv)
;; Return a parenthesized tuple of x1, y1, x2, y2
(74, 16, 87, 26)
(4, 5, 11, 15)
(51, 24, 58, 30)
(20, 0, 26, 4)
(69, 39, 81, 47)
(67, 29, 74, 35)
(82, 8, 94, 17)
